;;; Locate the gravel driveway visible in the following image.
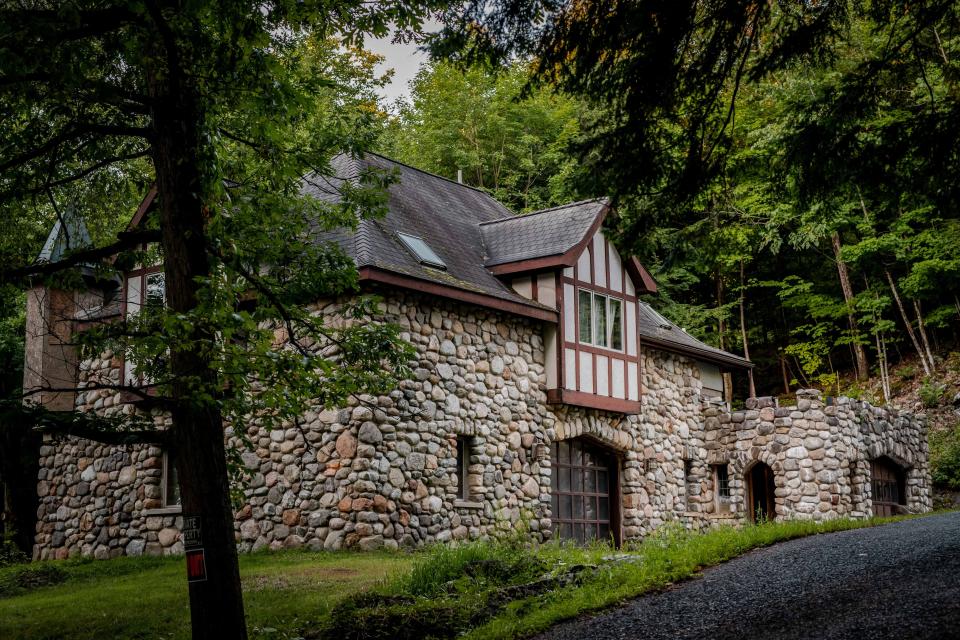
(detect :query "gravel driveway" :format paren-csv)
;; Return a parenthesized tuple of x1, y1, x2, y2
(535, 512, 960, 640)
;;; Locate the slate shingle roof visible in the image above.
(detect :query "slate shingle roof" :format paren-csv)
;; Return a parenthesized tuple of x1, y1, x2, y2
(301, 152, 750, 369)
(303, 153, 551, 312)
(637, 302, 752, 369)
(479, 199, 606, 266)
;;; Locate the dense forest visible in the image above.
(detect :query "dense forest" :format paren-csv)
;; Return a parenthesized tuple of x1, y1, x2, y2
(2, 2, 960, 633)
(379, 18, 960, 407)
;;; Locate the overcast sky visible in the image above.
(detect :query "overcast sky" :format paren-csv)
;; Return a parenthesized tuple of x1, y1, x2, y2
(364, 23, 442, 106)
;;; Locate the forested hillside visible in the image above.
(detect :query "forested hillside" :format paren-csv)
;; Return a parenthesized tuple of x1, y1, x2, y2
(378, 16, 960, 409)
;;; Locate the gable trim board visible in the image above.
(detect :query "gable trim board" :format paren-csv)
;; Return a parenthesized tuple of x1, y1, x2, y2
(359, 266, 559, 323)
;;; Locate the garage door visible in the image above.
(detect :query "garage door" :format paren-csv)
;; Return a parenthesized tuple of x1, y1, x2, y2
(551, 438, 618, 545)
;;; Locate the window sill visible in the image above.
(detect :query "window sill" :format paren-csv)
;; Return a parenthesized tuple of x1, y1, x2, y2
(143, 506, 182, 517)
(546, 389, 641, 414)
(454, 499, 484, 510)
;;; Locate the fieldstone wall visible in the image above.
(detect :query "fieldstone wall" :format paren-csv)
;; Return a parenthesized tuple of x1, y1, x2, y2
(704, 390, 931, 521)
(31, 290, 931, 559)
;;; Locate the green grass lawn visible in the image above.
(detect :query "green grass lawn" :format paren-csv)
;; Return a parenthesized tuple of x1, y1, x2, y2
(0, 550, 413, 640)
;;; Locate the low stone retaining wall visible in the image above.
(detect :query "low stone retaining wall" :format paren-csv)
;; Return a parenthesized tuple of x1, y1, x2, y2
(704, 390, 931, 521)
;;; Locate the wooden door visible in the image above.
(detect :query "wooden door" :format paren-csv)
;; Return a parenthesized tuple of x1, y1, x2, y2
(871, 458, 905, 517)
(551, 438, 619, 545)
(748, 462, 776, 523)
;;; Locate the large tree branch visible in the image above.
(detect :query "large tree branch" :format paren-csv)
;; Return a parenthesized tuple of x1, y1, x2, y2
(35, 422, 168, 446)
(2, 228, 162, 283)
(3, 399, 167, 446)
(0, 149, 150, 203)
(0, 123, 151, 174)
(1, 7, 139, 44)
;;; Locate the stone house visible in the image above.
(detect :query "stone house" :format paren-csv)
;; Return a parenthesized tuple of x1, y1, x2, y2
(24, 153, 931, 559)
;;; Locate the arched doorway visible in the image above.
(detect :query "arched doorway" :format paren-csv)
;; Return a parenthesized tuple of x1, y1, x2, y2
(747, 462, 776, 523)
(870, 457, 907, 517)
(551, 437, 620, 545)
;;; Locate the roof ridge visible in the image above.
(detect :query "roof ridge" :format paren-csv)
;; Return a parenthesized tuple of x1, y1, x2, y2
(362, 151, 505, 200)
(478, 197, 607, 226)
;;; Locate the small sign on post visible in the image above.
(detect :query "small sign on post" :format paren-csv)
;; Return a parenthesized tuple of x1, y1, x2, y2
(186, 548, 207, 583)
(182, 515, 202, 549)
(183, 515, 206, 583)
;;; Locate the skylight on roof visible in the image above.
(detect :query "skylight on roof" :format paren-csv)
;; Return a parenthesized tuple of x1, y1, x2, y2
(397, 232, 446, 269)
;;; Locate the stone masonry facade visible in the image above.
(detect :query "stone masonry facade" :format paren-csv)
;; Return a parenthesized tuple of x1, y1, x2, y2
(32, 290, 931, 559)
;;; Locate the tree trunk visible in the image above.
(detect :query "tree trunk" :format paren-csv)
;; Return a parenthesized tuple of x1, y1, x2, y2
(913, 299, 936, 372)
(739, 260, 756, 398)
(717, 273, 733, 404)
(149, 66, 248, 639)
(885, 269, 931, 376)
(780, 353, 790, 395)
(875, 329, 890, 404)
(831, 232, 869, 380)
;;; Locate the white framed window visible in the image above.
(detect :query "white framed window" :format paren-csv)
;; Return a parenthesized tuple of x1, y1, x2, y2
(145, 272, 165, 308)
(576, 289, 624, 352)
(123, 268, 166, 387)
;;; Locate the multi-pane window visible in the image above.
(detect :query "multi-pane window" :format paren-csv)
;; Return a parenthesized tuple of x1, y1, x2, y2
(577, 289, 623, 351)
(551, 439, 615, 544)
(145, 272, 165, 308)
(713, 465, 730, 500)
(124, 269, 167, 387)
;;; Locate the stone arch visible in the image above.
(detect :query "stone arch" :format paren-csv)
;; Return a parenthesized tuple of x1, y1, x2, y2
(552, 413, 634, 453)
(729, 447, 782, 477)
(728, 448, 783, 522)
(865, 441, 915, 470)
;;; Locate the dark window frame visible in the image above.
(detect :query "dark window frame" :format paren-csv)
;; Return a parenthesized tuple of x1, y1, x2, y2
(456, 436, 471, 500)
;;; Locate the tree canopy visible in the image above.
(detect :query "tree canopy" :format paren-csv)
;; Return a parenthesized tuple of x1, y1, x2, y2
(0, 2, 439, 637)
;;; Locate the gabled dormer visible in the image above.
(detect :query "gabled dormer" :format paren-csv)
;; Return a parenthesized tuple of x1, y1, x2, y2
(480, 200, 657, 413)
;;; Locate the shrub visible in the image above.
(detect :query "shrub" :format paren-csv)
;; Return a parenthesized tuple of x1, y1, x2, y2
(0, 563, 67, 598)
(394, 540, 544, 598)
(895, 365, 917, 381)
(919, 378, 946, 408)
(930, 425, 960, 490)
(0, 539, 28, 568)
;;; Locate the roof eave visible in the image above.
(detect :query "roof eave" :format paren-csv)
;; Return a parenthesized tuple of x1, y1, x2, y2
(359, 266, 559, 323)
(640, 335, 754, 370)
